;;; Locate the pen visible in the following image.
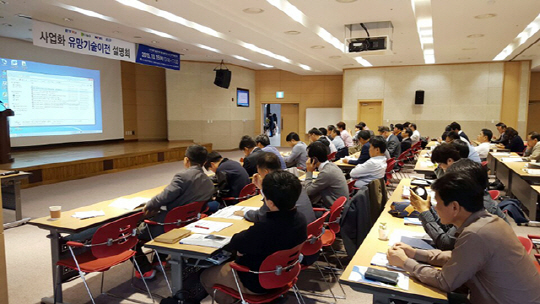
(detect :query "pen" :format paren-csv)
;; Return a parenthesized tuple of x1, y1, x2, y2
(195, 225, 209, 229)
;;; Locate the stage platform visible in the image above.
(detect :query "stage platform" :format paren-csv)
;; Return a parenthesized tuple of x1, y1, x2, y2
(0, 140, 211, 188)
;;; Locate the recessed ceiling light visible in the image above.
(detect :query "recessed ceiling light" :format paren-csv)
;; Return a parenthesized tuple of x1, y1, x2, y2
(336, 0, 357, 3)
(329, 55, 341, 59)
(462, 47, 477, 51)
(474, 13, 496, 19)
(112, 30, 120, 34)
(284, 30, 301, 35)
(242, 8, 264, 14)
(133, 36, 142, 39)
(63, 17, 73, 22)
(467, 34, 484, 38)
(390, 60, 403, 63)
(2, 23, 12, 27)
(151, 40, 158, 44)
(310, 45, 324, 49)
(458, 57, 471, 60)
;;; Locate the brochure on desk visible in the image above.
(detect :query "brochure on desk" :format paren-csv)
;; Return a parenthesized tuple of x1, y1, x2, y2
(348, 266, 409, 290)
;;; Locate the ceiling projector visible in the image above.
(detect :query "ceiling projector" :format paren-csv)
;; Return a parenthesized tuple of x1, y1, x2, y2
(348, 37, 387, 53)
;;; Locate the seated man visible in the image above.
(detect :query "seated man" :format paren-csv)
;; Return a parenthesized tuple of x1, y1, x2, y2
(136, 145, 215, 279)
(524, 131, 540, 161)
(238, 152, 315, 223)
(201, 171, 308, 304)
(401, 128, 413, 152)
(304, 141, 349, 208)
(410, 158, 508, 250)
(239, 135, 264, 176)
(350, 136, 388, 188)
(393, 123, 403, 142)
(343, 130, 371, 165)
(255, 134, 286, 169)
(205, 151, 250, 199)
(410, 123, 421, 144)
(284, 132, 308, 170)
(492, 122, 508, 145)
(337, 121, 354, 147)
(388, 171, 540, 303)
(449, 121, 470, 143)
(308, 127, 336, 154)
(474, 128, 492, 160)
(446, 132, 481, 163)
(328, 125, 346, 150)
(430, 143, 461, 179)
(378, 126, 401, 159)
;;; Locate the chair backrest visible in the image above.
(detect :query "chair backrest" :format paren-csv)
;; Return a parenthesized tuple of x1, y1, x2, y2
(259, 243, 303, 289)
(347, 180, 356, 196)
(164, 201, 207, 232)
(327, 152, 337, 161)
(488, 190, 500, 201)
(519, 236, 533, 254)
(302, 211, 329, 256)
(91, 212, 143, 258)
(328, 196, 347, 233)
(397, 149, 410, 161)
(239, 183, 258, 201)
(385, 159, 396, 180)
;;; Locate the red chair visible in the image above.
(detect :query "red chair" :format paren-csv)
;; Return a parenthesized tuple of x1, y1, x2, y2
(397, 148, 412, 168)
(488, 190, 500, 201)
(385, 158, 397, 186)
(144, 201, 207, 233)
(534, 254, 540, 273)
(56, 212, 153, 304)
(212, 244, 305, 304)
(327, 151, 337, 162)
(519, 236, 533, 254)
(347, 180, 357, 198)
(528, 234, 540, 253)
(222, 183, 259, 206)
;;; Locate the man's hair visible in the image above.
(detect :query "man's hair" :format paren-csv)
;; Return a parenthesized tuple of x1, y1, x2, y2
(404, 128, 413, 137)
(333, 129, 341, 136)
(441, 131, 449, 141)
(255, 134, 270, 147)
(446, 131, 461, 140)
(308, 127, 323, 136)
(327, 125, 336, 132)
(506, 127, 518, 140)
(239, 135, 256, 150)
(481, 129, 493, 141)
(449, 122, 461, 131)
(378, 126, 390, 133)
(394, 124, 403, 131)
(495, 122, 507, 129)
(186, 145, 208, 166)
(450, 139, 469, 159)
(431, 171, 484, 213)
(529, 131, 540, 141)
(410, 123, 417, 129)
(286, 132, 300, 142)
(319, 127, 328, 136)
(447, 158, 489, 189)
(204, 151, 222, 170)
(431, 143, 461, 164)
(370, 136, 387, 154)
(262, 170, 302, 211)
(336, 121, 346, 130)
(357, 122, 366, 129)
(445, 125, 452, 132)
(257, 152, 281, 171)
(403, 122, 411, 128)
(307, 141, 329, 163)
(358, 130, 371, 140)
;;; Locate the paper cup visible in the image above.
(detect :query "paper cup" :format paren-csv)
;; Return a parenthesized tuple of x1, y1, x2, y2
(49, 206, 61, 219)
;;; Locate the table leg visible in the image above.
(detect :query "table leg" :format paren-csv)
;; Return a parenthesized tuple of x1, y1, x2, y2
(13, 180, 22, 221)
(169, 255, 184, 298)
(42, 230, 64, 303)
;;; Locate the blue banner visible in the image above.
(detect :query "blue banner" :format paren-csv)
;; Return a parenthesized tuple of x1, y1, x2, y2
(136, 44, 180, 70)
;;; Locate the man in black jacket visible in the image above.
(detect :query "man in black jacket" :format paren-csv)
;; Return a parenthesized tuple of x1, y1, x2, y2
(205, 151, 250, 199)
(201, 171, 307, 304)
(239, 135, 264, 176)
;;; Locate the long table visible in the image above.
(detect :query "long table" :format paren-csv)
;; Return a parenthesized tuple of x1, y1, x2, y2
(29, 185, 166, 304)
(145, 195, 263, 298)
(414, 150, 437, 178)
(1, 170, 31, 221)
(340, 179, 447, 304)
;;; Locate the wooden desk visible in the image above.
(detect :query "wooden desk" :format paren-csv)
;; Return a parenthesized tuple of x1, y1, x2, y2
(426, 141, 439, 148)
(145, 195, 264, 297)
(1, 170, 31, 221)
(504, 162, 540, 220)
(340, 179, 447, 304)
(334, 159, 356, 173)
(29, 185, 166, 304)
(414, 151, 437, 178)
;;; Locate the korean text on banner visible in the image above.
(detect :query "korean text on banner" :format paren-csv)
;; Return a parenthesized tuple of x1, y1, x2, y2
(136, 44, 180, 70)
(32, 20, 136, 62)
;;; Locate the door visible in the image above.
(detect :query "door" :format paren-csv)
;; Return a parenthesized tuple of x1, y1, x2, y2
(280, 104, 299, 147)
(358, 100, 383, 130)
(527, 101, 540, 135)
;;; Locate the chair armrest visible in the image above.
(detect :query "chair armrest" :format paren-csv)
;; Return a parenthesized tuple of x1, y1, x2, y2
(144, 219, 158, 225)
(221, 197, 237, 201)
(528, 234, 540, 240)
(230, 262, 250, 273)
(66, 241, 85, 248)
(313, 207, 328, 213)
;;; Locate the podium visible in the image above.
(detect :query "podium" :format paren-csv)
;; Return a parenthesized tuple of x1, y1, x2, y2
(0, 109, 14, 164)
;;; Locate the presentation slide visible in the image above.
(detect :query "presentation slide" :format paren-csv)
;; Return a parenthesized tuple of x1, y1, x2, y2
(237, 88, 249, 107)
(0, 57, 102, 137)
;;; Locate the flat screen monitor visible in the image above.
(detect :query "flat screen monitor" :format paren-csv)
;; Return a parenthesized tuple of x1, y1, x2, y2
(237, 88, 249, 107)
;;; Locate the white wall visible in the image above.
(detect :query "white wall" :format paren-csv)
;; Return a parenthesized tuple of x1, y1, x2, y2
(0, 37, 123, 147)
(166, 62, 256, 150)
(342, 62, 522, 139)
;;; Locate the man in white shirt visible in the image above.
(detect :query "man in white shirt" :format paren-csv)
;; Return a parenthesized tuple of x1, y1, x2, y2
(350, 136, 388, 187)
(525, 132, 540, 162)
(410, 123, 421, 144)
(474, 129, 492, 160)
(337, 121, 354, 147)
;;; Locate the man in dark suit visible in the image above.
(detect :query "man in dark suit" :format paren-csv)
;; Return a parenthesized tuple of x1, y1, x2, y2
(379, 126, 401, 159)
(343, 130, 371, 165)
(239, 135, 264, 176)
(205, 151, 250, 199)
(393, 124, 404, 142)
(401, 128, 413, 152)
(450, 121, 469, 143)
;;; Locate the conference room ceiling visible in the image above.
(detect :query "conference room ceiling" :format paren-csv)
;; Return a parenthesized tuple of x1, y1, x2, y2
(1, 0, 540, 74)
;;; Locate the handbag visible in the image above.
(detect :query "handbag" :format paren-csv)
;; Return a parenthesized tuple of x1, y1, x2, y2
(388, 201, 420, 218)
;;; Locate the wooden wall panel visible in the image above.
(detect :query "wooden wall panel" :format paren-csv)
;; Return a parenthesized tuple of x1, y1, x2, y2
(530, 72, 540, 101)
(501, 62, 522, 129)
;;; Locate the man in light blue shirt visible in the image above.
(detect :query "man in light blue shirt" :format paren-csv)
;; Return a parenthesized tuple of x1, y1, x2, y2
(328, 126, 345, 150)
(446, 132, 481, 163)
(350, 136, 388, 187)
(255, 134, 287, 169)
(284, 132, 308, 170)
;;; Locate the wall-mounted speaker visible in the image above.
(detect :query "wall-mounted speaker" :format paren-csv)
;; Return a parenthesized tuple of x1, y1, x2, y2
(214, 69, 232, 89)
(415, 90, 424, 105)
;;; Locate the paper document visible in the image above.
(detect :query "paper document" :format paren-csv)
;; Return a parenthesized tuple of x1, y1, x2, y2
(72, 210, 105, 219)
(491, 152, 511, 156)
(109, 197, 148, 210)
(501, 158, 525, 162)
(388, 229, 432, 247)
(420, 160, 435, 167)
(210, 206, 261, 220)
(348, 266, 409, 290)
(525, 169, 540, 175)
(370, 252, 405, 271)
(180, 234, 231, 248)
(184, 220, 233, 234)
(404, 217, 422, 226)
